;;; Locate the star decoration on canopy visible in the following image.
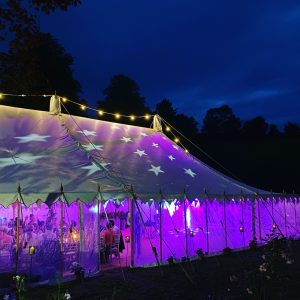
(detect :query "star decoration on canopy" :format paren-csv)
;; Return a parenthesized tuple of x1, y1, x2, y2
(168, 155, 176, 161)
(152, 143, 159, 148)
(134, 149, 147, 157)
(99, 162, 110, 170)
(184, 168, 197, 178)
(172, 145, 179, 150)
(77, 130, 96, 136)
(141, 132, 148, 137)
(120, 136, 132, 143)
(15, 133, 50, 143)
(148, 165, 164, 176)
(81, 162, 110, 175)
(0, 153, 46, 168)
(83, 144, 103, 151)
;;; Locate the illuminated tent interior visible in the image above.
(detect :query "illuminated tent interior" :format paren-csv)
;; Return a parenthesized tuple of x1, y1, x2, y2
(0, 104, 299, 281)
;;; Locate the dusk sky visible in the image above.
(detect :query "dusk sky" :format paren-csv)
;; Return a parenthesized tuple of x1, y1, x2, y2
(40, 0, 300, 127)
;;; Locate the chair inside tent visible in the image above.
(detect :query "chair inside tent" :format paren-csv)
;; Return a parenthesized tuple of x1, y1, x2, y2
(0, 104, 299, 282)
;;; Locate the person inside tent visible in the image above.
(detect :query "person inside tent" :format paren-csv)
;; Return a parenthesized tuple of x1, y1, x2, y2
(109, 220, 125, 254)
(109, 220, 120, 234)
(101, 222, 114, 263)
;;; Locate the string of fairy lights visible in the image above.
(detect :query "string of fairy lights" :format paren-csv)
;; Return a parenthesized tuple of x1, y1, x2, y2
(0, 92, 190, 153)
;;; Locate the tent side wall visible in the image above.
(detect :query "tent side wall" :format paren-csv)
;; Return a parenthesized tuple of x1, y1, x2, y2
(132, 197, 300, 266)
(0, 197, 299, 279)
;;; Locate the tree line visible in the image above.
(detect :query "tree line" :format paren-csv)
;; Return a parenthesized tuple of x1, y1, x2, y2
(0, 2, 299, 192)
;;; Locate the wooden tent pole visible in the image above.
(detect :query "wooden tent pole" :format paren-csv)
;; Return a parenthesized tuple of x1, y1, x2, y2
(271, 195, 274, 221)
(205, 200, 209, 253)
(78, 200, 84, 262)
(97, 186, 101, 271)
(257, 198, 262, 241)
(293, 192, 297, 232)
(204, 190, 210, 253)
(241, 199, 245, 247)
(59, 184, 64, 278)
(251, 197, 256, 241)
(283, 195, 288, 237)
(130, 195, 134, 267)
(223, 193, 228, 248)
(159, 201, 163, 263)
(16, 185, 22, 274)
(183, 197, 189, 258)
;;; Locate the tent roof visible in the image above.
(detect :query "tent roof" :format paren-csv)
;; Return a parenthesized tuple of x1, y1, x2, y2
(0, 105, 268, 206)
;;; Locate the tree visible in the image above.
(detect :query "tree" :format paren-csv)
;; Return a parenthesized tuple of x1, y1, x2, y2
(0, 32, 85, 116)
(97, 75, 151, 124)
(268, 124, 281, 139)
(156, 99, 177, 122)
(242, 116, 269, 139)
(0, 0, 81, 40)
(155, 99, 199, 147)
(202, 105, 241, 139)
(284, 122, 300, 139)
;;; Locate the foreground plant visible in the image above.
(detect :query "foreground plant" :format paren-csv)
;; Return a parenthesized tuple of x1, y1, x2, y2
(13, 275, 25, 300)
(227, 229, 295, 299)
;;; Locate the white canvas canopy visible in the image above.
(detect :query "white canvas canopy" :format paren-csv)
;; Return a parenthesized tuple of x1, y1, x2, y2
(0, 105, 270, 207)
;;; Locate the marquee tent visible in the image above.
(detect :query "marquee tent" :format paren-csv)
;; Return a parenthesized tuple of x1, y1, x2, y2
(0, 104, 299, 280)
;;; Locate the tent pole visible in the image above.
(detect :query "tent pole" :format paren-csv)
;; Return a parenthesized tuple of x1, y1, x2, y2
(271, 196, 274, 219)
(130, 197, 134, 267)
(97, 190, 101, 271)
(78, 200, 84, 261)
(283, 195, 288, 237)
(59, 184, 64, 279)
(223, 193, 228, 248)
(241, 199, 245, 247)
(204, 196, 209, 253)
(60, 199, 64, 277)
(183, 197, 189, 259)
(16, 187, 21, 274)
(240, 192, 245, 247)
(159, 200, 163, 263)
(271, 196, 275, 229)
(257, 198, 262, 241)
(293, 194, 297, 233)
(251, 198, 256, 241)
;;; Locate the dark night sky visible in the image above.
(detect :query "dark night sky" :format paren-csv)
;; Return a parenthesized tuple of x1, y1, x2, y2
(39, 0, 300, 127)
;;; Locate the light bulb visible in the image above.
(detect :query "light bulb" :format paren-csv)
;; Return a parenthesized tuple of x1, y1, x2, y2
(115, 113, 120, 119)
(62, 97, 67, 102)
(0, 93, 3, 99)
(175, 138, 179, 143)
(166, 127, 170, 131)
(130, 115, 135, 121)
(98, 110, 104, 116)
(80, 105, 86, 111)
(145, 114, 150, 120)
